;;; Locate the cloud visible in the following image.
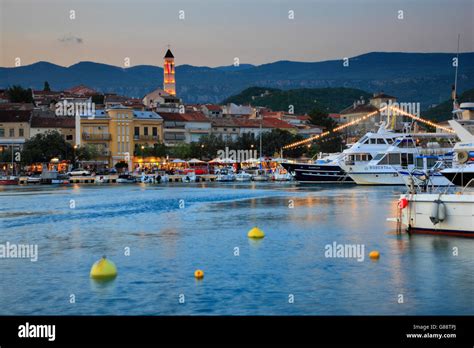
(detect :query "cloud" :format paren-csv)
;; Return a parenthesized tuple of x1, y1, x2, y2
(58, 34, 83, 44)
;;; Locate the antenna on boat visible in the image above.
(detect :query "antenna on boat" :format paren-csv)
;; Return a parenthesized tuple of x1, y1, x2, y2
(452, 34, 461, 119)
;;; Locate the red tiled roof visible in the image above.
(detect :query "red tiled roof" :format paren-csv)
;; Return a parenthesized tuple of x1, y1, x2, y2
(0, 110, 32, 122)
(31, 116, 75, 128)
(203, 104, 222, 112)
(159, 112, 210, 123)
(182, 112, 209, 122)
(234, 118, 294, 129)
(64, 85, 98, 95)
(295, 115, 311, 120)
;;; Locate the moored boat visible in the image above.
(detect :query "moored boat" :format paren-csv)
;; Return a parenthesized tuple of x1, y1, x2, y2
(117, 174, 136, 183)
(235, 171, 252, 181)
(0, 176, 18, 185)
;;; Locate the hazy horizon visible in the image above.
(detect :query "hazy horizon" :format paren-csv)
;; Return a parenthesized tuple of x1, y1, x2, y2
(1, 0, 473, 68)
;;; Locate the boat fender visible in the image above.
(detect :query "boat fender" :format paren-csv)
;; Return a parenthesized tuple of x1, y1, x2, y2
(398, 197, 408, 209)
(430, 200, 446, 225)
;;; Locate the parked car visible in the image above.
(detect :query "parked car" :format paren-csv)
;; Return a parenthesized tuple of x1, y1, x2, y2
(67, 169, 91, 176)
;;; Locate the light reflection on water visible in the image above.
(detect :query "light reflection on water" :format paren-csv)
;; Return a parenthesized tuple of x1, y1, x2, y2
(0, 183, 472, 315)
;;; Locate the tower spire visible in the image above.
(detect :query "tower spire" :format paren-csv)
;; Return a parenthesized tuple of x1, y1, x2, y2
(163, 47, 176, 95)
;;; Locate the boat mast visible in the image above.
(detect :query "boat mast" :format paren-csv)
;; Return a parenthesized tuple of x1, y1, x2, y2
(259, 111, 262, 166)
(453, 34, 460, 116)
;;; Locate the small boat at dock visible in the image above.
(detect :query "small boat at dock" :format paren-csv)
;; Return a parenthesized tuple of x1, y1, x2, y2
(0, 176, 18, 185)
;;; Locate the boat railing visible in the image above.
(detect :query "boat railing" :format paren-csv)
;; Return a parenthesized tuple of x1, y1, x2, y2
(461, 178, 474, 193)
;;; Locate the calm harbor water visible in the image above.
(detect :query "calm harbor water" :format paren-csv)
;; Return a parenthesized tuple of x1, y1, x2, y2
(0, 183, 472, 315)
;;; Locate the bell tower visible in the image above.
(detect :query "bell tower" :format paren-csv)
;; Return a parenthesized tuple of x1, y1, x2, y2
(163, 48, 176, 96)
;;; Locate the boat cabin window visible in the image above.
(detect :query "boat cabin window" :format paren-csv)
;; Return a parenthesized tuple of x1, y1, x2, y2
(373, 153, 385, 161)
(386, 138, 394, 144)
(377, 153, 413, 165)
(376, 139, 386, 144)
(358, 136, 368, 144)
(397, 138, 416, 148)
(346, 153, 373, 164)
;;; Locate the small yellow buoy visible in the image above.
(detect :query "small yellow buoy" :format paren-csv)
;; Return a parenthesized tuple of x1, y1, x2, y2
(247, 226, 265, 239)
(90, 256, 117, 279)
(369, 250, 380, 260)
(194, 269, 204, 279)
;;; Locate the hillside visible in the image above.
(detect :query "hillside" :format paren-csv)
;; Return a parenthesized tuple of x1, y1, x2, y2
(223, 87, 372, 114)
(423, 88, 474, 121)
(1, 52, 473, 107)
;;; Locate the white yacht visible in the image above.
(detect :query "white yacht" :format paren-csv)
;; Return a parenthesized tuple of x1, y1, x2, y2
(342, 134, 454, 185)
(235, 171, 252, 182)
(441, 118, 474, 186)
(398, 154, 454, 187)
(215, 168, 235, 182)
(390, 121, 474, 237)
(281, 123, 403, 183)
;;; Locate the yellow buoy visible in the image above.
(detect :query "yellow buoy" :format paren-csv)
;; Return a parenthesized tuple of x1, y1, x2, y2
(90, 256, 117, 279)
(247, 227, 265, 239)
(194, 269, 204, 279)
(369, 250, 380, 260)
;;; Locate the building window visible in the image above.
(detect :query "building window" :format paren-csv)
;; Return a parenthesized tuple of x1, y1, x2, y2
(152, 127, 157, 136)
(66, 135, 73, 140)
(19, 128, 24, 137)
(144, 127, 149, 136)
(0, 129, 4, 137)
(134, 127, 139, 136)
(9, 129, 14, 137)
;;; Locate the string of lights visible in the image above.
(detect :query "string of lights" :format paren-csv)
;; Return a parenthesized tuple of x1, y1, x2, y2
(282, 105, 455, 150)
(388, 106, 455, 133)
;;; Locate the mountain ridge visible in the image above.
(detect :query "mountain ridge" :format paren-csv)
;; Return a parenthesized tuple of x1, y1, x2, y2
(1, 52, 473, 107)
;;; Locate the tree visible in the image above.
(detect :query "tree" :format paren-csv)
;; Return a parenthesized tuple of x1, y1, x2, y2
(261, 129, 305, 158)
(21, 131, 73, 164)
(308, 108, 344, 154)
(167, 143, 193, 159)
(115, 161, 128, 171)
(75, 144, 100, 161)
(43, 81, 51, 92)
(6, 85, 33, 103)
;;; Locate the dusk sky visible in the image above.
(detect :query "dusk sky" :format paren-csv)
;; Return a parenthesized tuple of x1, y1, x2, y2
(1, 0, 473, 68)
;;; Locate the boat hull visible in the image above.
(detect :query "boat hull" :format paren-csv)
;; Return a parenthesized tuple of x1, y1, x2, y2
(400, 193, 474, 237)
(280, 162, 353, 184)
(347, 171, 405, 185)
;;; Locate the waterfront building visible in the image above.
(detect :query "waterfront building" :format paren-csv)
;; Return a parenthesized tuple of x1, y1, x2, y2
(80, 106, 163, 168)
(211, 117, 240, 141)
(30, 115, 76, 144)
(159, 112, 211, 145)
(0, 110, 31, 171)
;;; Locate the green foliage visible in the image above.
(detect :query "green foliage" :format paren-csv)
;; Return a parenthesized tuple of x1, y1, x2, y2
(43, 81, 51, 91)
(6, 85, 33, 103)
(223, 87, 372, 114)
(115, 161, 128, 169)
(75, 144, 100, 161)
(167, 143, 193, 159)
(308, 108, 344, 153)
(21, 131, 72, 164)
(91, 94, 105, 105)
(423, 88, 474, 121)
